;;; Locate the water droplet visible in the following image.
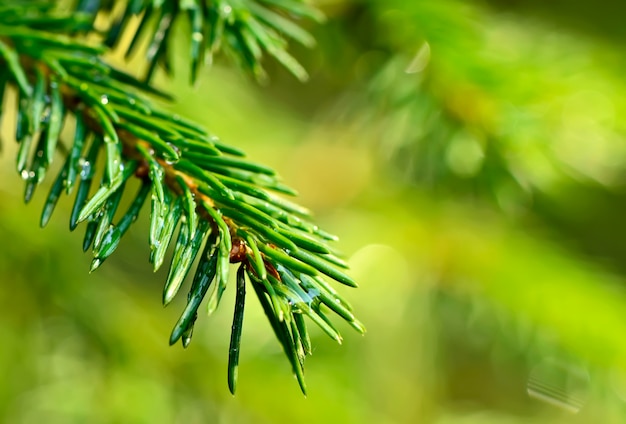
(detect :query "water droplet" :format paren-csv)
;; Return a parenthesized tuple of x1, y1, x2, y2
(222, 5, 232, 15)
(168, 143, 181, 156)
(90, 258, 101, 273)
(527, 358, 589, 413)
(100, 95, 109, 105)
(20, 170, 29, 180)
(80, 161, 91, 179)
(36, 150, 43, 158)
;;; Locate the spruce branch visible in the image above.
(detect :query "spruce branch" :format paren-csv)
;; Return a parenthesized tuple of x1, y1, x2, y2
(0, 1, 362, 394)
(90, 0, 325, 83)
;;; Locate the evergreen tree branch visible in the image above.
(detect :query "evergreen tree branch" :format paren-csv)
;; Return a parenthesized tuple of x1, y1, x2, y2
(0, 1, 361, 394)
(86, 0, 324, 83)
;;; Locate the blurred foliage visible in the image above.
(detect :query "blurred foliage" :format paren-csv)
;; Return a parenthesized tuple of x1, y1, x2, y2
(330, 0, 626, 208)
(3, 0, 626, 423)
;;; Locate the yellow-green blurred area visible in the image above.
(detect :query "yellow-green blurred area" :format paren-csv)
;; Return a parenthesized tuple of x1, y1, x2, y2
(5, 0, 626, 422)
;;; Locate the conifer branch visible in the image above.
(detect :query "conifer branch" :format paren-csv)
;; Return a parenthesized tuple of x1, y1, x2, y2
(0, 0, 362, 394)
(90, 0, 324, 83)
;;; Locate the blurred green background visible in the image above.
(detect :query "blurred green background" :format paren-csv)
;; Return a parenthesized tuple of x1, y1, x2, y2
(3, 0, 626, 422)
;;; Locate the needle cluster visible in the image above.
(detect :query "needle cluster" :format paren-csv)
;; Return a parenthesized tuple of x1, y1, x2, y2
(0, 0, 362, 394)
